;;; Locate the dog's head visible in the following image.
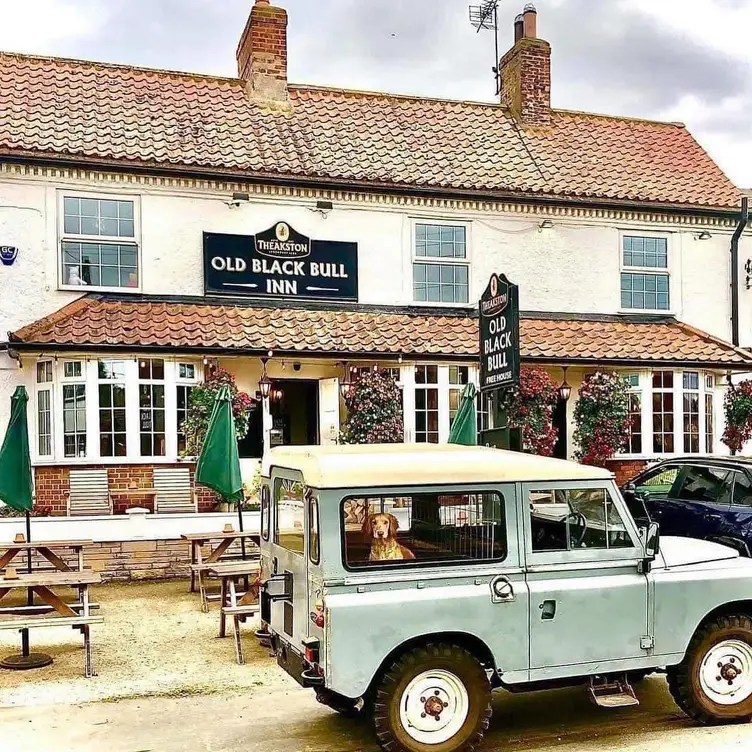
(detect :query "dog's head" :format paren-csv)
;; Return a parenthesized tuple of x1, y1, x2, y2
(363, 513, 399, 542)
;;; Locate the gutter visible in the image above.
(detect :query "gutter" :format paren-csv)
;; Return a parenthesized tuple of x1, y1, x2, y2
(731, 197, 750, 346)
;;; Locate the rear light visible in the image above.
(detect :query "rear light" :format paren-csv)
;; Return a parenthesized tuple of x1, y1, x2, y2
(310, 597, 325, 628)
(303, 637, 320, 665)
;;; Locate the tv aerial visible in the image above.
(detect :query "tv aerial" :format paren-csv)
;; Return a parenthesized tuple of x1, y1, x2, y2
(469, 0, 501, 95)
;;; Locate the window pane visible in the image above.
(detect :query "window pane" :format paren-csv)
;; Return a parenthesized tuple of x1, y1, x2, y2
(621, 273, 670, 310)
(623, 236, 667, 269)
(677, 467, 732, 504)
(344, 492, 506, 567)
(273, 479, 306, 554)
(530, 488, 634, 552)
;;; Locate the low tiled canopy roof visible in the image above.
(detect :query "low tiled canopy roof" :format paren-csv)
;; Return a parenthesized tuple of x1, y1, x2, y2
(0, 51, 740, 211)
(9, 296, 752, 370)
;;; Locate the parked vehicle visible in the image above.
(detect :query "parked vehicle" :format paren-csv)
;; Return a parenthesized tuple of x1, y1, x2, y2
(626, 457, 752, 557)
(258, 444, 752, 752)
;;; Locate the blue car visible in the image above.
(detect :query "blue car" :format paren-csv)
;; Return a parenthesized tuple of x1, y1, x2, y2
(625, 457, 752, 556)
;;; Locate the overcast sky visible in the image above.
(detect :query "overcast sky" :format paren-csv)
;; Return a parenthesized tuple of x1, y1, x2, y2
(2, 0, 751, 191)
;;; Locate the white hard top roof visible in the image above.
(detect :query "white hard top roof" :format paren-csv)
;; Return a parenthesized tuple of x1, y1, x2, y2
(262, 444, 613, 489)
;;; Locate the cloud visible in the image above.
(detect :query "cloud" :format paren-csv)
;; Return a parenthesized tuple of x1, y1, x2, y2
(0, 0, 750, 187)
(0, 0, 105, 51)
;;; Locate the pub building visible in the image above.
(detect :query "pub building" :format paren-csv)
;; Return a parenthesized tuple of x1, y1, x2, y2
(1, 0, 752, 521)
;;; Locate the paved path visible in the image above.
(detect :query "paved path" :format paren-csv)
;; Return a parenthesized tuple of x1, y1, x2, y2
(4, 676, 752, 752)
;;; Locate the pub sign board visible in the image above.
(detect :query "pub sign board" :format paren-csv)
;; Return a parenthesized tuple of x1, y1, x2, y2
(479, 273, 520, 392)
(204, 222, 358, 301)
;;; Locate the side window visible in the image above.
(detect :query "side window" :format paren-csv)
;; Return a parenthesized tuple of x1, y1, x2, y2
(260, 484, 270, 541)
(676, 466, 732, 505)
(634, 466, 680, 499)
(530, 488, 635, 553)
(273, 479, 305, 555)
(343, 491, 507, 569)
(308, 492, 320, 565)
(732, 473, 752, 508)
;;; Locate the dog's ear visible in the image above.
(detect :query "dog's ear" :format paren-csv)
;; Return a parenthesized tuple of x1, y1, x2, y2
(388, 514, 399, 535)
(362, 513, 374, 541)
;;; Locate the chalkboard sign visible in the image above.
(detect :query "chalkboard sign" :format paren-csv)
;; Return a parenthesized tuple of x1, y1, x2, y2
(479, 273, 520, 392)
(204, 223, 358, 301)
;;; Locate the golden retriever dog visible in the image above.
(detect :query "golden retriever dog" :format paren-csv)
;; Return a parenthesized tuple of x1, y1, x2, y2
(363, 513, 416, 561)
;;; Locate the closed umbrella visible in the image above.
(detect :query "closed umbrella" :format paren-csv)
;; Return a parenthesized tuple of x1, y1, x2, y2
(0, 386, 52, 670)
(195, 386, 247, 557)
(448, 383, 478, 446)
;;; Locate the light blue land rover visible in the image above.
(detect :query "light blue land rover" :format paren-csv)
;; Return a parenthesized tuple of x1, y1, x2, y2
(258, 444, 752, 752)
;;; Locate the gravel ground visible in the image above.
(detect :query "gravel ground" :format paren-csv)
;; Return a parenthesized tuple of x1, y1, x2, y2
(0, 579, 282, 708)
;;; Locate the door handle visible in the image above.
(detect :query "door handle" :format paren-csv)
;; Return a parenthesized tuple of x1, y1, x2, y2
(540, 600, 557, 621)
(704, 513, 723, 522)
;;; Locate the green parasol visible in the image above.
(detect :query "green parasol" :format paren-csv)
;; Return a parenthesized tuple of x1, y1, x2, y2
(195, 385, 247, 555)
(448, 383, 479, 446)
(0, 386, 34, 513)
(0, 386, 52, 670)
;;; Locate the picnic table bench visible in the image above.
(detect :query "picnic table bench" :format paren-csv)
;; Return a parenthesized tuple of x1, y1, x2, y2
(208, 560, 261, 665)
(0, 539, 95, 573)
(182, 531, 261, 612)
(0, 570, 103, 677)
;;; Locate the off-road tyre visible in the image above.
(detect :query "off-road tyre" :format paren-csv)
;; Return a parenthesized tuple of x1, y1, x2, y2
(315, 687, 364, 719)
(667, 614, 752, 725)
(372, 643, 492, 752)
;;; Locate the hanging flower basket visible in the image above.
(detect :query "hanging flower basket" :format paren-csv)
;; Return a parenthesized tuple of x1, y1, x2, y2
(340, 370, 404, 444)
(182, 367, 255, 458)
(573, 371, 630, 467)
(499, 367, 558, 456)
(722, 380, 752, 455)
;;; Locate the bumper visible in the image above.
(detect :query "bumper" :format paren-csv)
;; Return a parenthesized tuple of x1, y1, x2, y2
(271, 633, 325, 688)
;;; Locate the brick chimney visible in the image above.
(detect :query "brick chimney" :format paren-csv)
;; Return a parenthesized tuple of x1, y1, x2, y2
(237, 0, 288, 102)
(499, 4, 551, 127)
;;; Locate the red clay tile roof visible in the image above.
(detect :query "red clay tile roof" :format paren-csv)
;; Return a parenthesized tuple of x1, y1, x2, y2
(0, 52, 740, 210)
(10, 297, 752, 368)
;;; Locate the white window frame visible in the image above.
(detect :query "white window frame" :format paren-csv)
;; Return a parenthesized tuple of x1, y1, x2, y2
(35, 360, 54, 460)
(33, 357, 204, 466)
(615, 369, 718, 460)
(137, 358, 167, 459)
(411, 218, 472, 307)
(58, 191, 142, 293)
(619, 231, 673, 314)
(404, 363, 477, 444)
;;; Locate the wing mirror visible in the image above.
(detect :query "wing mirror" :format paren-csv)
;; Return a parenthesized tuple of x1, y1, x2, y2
(639, 521, 661, 573)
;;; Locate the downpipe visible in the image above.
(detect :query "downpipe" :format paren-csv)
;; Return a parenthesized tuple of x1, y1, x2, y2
(731, 196, 749, 347)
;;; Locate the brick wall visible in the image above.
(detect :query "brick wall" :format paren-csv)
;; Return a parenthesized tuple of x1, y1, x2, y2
(236, 0, 288, 101)
(607, 459, 649, 487)
(499, 37, 552, 127)
(34, 464, 219, 516)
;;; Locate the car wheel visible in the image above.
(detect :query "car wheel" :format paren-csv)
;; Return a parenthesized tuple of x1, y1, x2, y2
(667, 614, 752, 724)
(372, 643, 492, 752)
(315, 687, 364, 718)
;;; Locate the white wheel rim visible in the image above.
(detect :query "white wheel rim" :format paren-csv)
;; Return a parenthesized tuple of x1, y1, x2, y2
(398, 669, 470, 745)
(699, 639, 752, 706)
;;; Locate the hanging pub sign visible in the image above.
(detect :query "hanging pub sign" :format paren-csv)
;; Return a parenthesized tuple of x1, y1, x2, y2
(204, 223, 358, 301)
(479, 273, 520, 392)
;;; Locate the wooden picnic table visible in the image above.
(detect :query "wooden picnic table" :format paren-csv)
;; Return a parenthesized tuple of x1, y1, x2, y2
(0, 539, 94, 573)
(0, 570, 103, 677)
(181, 531, 261, 612)
(208, 561, 261, 664)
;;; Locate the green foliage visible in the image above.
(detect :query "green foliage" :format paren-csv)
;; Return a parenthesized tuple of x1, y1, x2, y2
(722, 380, 752, 454)
(499, 367, 558, 456)
(573, 371, 631, 467)
(182, 367, 254, 457)
(340, 370, 404, 444)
